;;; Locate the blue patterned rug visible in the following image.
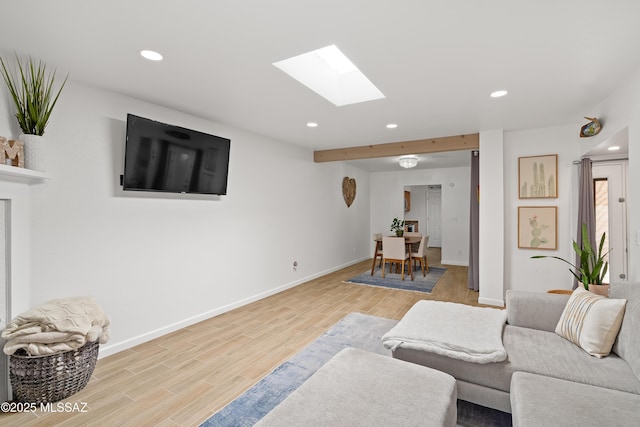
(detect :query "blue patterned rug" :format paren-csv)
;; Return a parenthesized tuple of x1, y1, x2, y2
(201, 313, 397, 426)
(201, 312, 511, 427)
(345, 266, 447, 293)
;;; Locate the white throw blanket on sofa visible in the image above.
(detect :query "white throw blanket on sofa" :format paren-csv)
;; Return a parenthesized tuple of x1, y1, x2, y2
(2, 296, 110, 356)
(382, 300, 507, 364)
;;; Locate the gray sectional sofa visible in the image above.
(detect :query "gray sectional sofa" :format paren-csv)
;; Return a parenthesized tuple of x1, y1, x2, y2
(392, 282, 640, 425)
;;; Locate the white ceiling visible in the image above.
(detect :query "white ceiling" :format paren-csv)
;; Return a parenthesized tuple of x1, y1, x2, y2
(1, 1, 639, 171)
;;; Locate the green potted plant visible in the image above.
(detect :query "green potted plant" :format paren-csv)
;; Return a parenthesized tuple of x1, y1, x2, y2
(532, 223, 610, 296)
(390, 217, 405, 237)
(0, 53, 68, 171)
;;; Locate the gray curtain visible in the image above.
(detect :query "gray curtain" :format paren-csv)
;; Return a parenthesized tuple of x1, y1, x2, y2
(468, 150, 480, 291)
(575, 158, 595, 288)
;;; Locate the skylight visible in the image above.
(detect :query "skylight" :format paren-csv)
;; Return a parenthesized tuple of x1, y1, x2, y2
(273, 45, 385, 107)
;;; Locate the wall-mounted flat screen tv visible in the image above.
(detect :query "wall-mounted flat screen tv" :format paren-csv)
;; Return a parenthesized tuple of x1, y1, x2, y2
(123, 114, 230, 195)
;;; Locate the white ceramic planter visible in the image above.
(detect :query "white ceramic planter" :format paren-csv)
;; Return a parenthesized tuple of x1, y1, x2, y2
(19, 134, 47, 172)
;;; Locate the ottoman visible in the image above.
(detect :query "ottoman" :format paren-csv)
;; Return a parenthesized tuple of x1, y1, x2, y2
(255, 347, 457, 427)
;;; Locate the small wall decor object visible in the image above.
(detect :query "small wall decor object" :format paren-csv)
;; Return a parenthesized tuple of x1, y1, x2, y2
(518, 154, 558, 199)
(518, 206, 557, 250)
(580, 117, 602, 138)
(342, 177, 356, 207)
(404, 190, 411, 212)
(0, 136, 24, 167)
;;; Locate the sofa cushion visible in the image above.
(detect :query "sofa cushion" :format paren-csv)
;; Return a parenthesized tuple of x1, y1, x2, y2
(511, 372, 640, 427)
(611, 282, 640, 379)
(506, 290, 569, 332)
(555, 287, 627, 358)
(393, 324, 640, 395)
(502, 325, 640, 393)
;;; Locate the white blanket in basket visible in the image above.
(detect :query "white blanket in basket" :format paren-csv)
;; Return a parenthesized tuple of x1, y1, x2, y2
(382, 300, 507, 364)
(2, 296, 110, 356)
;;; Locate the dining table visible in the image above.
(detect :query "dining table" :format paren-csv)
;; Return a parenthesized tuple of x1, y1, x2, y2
(371, 235, 421, 280)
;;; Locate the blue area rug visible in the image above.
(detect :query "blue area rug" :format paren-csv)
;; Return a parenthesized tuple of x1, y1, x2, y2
(202, 312, 512, 427)
(345, 266, 447, 293)
(201, 313, 398, 427)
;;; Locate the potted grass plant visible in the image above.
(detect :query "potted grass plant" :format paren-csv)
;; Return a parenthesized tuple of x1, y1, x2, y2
(0, 53, 68, 171)
(532, 223, 610, 296)
(390, 217, 405, 237)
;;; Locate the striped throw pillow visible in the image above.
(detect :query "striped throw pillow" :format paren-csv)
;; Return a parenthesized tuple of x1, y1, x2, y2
(555, 287, 627, 358)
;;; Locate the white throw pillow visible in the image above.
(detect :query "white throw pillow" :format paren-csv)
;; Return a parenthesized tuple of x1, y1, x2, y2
(555, 287, 627, 358)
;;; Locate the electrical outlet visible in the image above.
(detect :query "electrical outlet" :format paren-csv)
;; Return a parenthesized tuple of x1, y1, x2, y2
(293, 261, 298, 271)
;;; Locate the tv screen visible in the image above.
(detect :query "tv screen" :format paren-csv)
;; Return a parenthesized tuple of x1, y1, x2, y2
(123, 114, 230, 195)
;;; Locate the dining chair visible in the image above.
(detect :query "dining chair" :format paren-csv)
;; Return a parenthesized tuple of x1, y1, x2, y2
(411, 235, 430, 276)
(404, 231, 422, 252)
(382, 236, 412, 280)
(371, 233, 384, 275)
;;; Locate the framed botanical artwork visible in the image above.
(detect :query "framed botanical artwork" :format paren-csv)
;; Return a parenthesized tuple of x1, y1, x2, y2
(518, 154, 558, 199)
(518, 206, 557, 250)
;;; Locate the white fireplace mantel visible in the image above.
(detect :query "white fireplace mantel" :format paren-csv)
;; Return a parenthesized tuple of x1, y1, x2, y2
(0, 164, 50, 184)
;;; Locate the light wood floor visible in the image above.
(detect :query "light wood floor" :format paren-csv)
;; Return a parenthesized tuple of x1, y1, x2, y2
(3, 249, 480, 426)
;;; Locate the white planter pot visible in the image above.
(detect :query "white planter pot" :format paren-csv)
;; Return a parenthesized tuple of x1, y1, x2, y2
(19, 134, 47, 172)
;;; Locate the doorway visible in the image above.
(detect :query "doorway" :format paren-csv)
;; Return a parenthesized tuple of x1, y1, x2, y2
(592, 162, 628, 282)
(403, 184, 442, 248)
(426, 186, 442, 247)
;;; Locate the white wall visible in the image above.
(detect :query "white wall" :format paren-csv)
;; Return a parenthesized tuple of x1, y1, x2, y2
(478, 130, 505, 306)
(502, 125, 581, 293)
(577, 67, 640, 282)
(370, 166, 470, 266)
(1, 80, 372, 357)
(499, 67, 640, 294)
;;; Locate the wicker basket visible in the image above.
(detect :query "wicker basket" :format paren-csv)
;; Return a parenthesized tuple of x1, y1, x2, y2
(9, 341, 99, 403)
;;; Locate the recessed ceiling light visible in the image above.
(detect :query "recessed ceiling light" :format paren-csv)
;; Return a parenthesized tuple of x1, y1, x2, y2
(490, 90, 508, 98)
(608, 146, 620, 151)
(386, 123, 398, 129)
(307, 122, 318, 128)
(273, 44, 385, 107)
(140, 50, 163, 61)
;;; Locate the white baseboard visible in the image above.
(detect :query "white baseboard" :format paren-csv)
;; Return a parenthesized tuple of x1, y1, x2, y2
(98, 257, 369, 358)
(440, 259, 469, 267)
(478, 297, 505, 307)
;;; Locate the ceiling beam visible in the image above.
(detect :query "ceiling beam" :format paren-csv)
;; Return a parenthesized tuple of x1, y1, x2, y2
(313, 133, 479, 162)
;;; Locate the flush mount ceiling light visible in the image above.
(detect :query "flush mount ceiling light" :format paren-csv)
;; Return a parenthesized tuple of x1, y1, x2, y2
(273, 44, 385, 107)
(398, 157, 418, 169)
(490, 90, 508, 98)
(608, 146, 620, 151)
(306, 122, 318, 128)
(140, 50, 163, 61)
(386, 123, 398, 129)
